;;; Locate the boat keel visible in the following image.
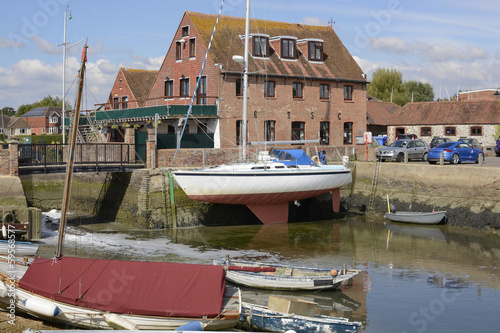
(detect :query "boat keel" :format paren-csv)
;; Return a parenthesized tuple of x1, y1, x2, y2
(332, 188, 340, 213)
(247, 203, 289, 224)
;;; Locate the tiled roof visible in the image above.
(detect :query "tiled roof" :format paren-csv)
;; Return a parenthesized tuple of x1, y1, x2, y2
(367, 100, 400, 125)
(187, 11, 365, 81)
(121, 68, 158, 102)
(387, 100, 500, 125)
(7, 117, 30, 128)
(21, 107, 61, 118)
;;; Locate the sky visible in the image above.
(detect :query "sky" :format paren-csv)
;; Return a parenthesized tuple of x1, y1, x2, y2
(1, 0, 500, 110)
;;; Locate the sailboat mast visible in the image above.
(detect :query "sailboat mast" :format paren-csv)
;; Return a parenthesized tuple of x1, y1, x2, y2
(62, 7, 68, 144)
(55, 43, 87, 258)
(242, 0, 250, 161)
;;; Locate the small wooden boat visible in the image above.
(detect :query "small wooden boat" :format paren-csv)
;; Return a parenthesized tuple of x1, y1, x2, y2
(0, 240, 39, 257)
(384, 211, 447, 225)
(213, 258, 361, 291)
(1, 222, 30, 239)
(241, 299, 362, 333)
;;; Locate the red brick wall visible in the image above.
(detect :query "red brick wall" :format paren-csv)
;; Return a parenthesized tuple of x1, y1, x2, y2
(147, 14, 219, 105)
(460, 90, 498, 101)
(106, 69, 141, 110)
(24, 117, 46, 135)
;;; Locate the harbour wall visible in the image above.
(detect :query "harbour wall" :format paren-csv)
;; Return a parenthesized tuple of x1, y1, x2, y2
(13, 162, 500, 231)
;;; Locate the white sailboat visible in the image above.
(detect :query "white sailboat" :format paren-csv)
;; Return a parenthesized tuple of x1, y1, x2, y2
(171, 0, 352, 224)
(0, 43, 241, 331)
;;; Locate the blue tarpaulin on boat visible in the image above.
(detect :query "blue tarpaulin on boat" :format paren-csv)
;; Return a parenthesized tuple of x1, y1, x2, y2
(271, 149, 315, 166)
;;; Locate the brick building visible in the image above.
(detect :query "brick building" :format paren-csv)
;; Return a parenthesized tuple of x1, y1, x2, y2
(20, 107, 60, 135)
(105, 68, 158, 110)
(146, 11, 367, 149)
(459, 88, 500, 101)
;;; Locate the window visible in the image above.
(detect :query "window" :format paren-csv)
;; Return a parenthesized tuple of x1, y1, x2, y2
(19, 128, 27, 134)
(445, 127, 456, 136)
(164, 79, 174, 98)
(264, 80, 275, 97)
(113, 97, 119, 110)
(264, 120, 275, 142)
(343, 122, 353, 144)
(176, 41, 182, 60)
(281, 38, 296, 59)
(470, 126, 482, 136)
(421, 127, 431, 136)
(236, 79, 243, 96)
(180, 77, 190, 97)
(253, 36, 269, 57)
(291, 121, 305, 141)
(320, 84, 329, 99)
(49, 127, 58, 134)
(189, 38, 196, 58)
(49, 116, 58, 123)
(308, 41, 323, 61)
(320, 122, 330, 144)
(121, 96, 128, 109)
(196, 76, 206, 105)
(344, 85, 353, 101)
(292, 82, 303, 98)
(181, 26, 189, 37)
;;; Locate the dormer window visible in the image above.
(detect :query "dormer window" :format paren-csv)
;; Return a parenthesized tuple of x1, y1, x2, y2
(281, 38, 296, 59)
(252, 35, 269, 57)
(308, 41, 323, 61)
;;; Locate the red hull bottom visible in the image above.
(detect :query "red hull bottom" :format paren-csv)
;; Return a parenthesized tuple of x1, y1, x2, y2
(189, 188, 342, 224)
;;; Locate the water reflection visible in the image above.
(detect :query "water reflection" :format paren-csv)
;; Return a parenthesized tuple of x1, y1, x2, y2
(38, 213, 500, 333)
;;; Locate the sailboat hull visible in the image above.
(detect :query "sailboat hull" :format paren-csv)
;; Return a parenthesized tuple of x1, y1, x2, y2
(172, 164, 352, 223)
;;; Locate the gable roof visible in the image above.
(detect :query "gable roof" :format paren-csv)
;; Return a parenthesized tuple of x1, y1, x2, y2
(120, 68, 158, 102)
(21, 107, 61, 118)
(7, 117, 30, 128)
(186, 11, 365, 82)
(367, 100, 400, 125)
(387, 100, 500, 126)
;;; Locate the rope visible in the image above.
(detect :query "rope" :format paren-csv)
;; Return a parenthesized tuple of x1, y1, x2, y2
(172, 0, 226, 166)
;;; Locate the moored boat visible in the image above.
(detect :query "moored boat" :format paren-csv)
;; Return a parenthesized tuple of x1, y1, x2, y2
(384, 211, 447, 225)
(240, 300, 361, 333)
(0, 240, 39, 257)
(214, 258, 360, 291)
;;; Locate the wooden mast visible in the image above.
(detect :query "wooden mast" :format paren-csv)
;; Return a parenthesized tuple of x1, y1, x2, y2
(55, 42, 87, 258)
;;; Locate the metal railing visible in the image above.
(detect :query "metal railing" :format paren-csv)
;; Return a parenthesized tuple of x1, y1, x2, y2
(18, 143, 141, 167)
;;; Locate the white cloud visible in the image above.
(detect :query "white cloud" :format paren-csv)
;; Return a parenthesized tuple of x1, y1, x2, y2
(352, 56, 378, 76)
(423, 45, 488, 62)
(302, 16, 328, 26)
(0, 36, 26, 49)
(32, 36, 60, 55)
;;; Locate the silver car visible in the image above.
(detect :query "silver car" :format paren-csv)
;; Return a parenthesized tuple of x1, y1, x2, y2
(376, 139, 430, 162)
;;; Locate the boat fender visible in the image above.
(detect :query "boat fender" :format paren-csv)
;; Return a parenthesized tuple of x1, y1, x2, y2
(265, 272, 276, 275)
(330, 269, 338, 277)
(23, 298, 61, 317)
(312, 156, 319, 164)
(0, 280, 9, 298)
(1, 224, 6, 239)
(176, 320, 206, 331)
(104, 313, 139, 330)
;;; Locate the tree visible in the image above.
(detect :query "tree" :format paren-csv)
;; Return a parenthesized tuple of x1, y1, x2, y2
(367, 68, 435, 107)
(0, 107, 15, 117)
(15, 95, 72, 117)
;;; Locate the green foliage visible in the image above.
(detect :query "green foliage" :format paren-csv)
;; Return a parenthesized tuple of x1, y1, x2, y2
(1, 107, 15, 117)
(18, 134, 64, 144)
(493, 125, 500, 140)
(15, 95, 72, 117)
(367, 68, 435, 107)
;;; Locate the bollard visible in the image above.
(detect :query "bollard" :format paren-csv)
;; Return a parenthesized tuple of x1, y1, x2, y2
(404, 151, 408, 163)
(479, 154, 483, 166)
(439, 152, 444, 165)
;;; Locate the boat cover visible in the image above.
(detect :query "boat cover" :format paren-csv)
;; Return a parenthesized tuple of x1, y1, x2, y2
(271, 149, 315, 166)
(227, 266, 275, 273)
(19, 257, 226, 318)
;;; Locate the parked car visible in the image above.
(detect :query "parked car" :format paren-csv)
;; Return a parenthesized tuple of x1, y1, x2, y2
(376, 139, 430, 162)
(396, 133, 418, 140)
(430, 137, 451, 148)
(496, 137, 500, 157)
(427, 141, 485, 164)
(458, 138, 483, 151)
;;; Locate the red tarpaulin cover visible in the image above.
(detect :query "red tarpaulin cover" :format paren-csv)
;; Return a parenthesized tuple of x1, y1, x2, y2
(227, 266, 275, 273)
(19, 257, 226, 318)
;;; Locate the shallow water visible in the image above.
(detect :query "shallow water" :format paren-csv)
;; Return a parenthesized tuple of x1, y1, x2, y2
(37, 212, 499, 332)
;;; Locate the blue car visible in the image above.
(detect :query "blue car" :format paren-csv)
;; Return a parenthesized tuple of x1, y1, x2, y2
(427, 141, 484, 164)
(495, 137, 500, 157)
